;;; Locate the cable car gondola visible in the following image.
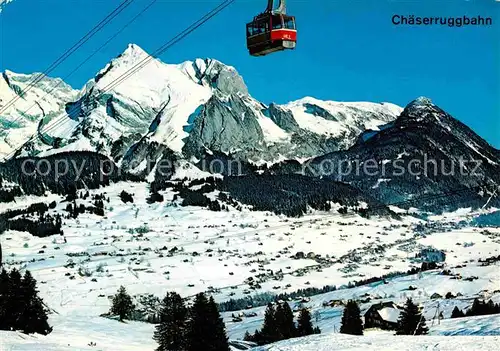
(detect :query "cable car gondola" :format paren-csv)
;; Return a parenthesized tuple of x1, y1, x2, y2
(246, 0, 296, 57)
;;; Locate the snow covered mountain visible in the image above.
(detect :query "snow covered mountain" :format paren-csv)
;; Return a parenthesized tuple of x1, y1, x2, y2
(3, 43, 402, 166)
(1, 44, 499, 215)
(0, 70, 78, 158)
(1, 46, 499, 349)
(270, 97, 500, 211)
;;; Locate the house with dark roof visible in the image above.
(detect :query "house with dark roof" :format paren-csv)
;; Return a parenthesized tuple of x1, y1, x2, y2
(363, 301, 401, 330)
(430, 292, 443, 299)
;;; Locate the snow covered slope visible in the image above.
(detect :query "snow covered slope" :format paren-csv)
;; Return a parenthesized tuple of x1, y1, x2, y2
(0, 70, 78, 158)
(0, 178, 499, 350)
(280, 97, 401, 150)
(2, 321, 499, 351)
(251, 332, 500, 351)
(3, 44, 402, 166)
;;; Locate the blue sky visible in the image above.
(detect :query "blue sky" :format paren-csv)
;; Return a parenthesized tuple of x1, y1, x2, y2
(0, 0, 499, 147)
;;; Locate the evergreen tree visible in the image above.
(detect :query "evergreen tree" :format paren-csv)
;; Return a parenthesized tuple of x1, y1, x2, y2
(396, 298, 428, 335)
(296, 308, 314, 337)
(450, 306, 465, 318)
(243, 330, 253, 342)
(0, 269, 51, 334)
(486, 300, 495, 314)
(186, 293, 229, 351)
(7, 268, 23, 330)
(339, 300, 363, 335)
(110, 286, 134, 322)
(466, 298, 484, 316)
(275, 302, 296, 339)
(19, 271, 52, 335)
(186, 293, 210, 351)
(253, 329, 262, 343)
(0, 268, 9, 330)
(259, 303, 279, 344)
(493, 301, 500, 314)
(207, 296, 230, 351)
(273, 303, 285, 340)
(153, 292, 188, 351)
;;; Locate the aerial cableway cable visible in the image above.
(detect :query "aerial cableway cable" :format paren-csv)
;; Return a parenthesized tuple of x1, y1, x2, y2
(33, 0, 236, 146)
(0, 0, 161, 162)
(1, 0, 236, 162)
(99, 0, 237, 93)
(11, 0, 158, 123)
(0, 0, 136, 118)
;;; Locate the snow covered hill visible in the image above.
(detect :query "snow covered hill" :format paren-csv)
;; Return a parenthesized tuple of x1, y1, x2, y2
(3, 43, 402, 166)
(2, 318, 499, 351)
(250, 332, 500, 351)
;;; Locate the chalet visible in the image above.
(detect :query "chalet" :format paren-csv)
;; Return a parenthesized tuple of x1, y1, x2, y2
(322, 299, 344, 307)
(363, 301, 401, 330)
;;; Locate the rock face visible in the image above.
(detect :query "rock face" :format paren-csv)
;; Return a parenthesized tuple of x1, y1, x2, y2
(1, 44, 402, 168)
(270, 97, 500, 211)
(182, 93, 278, 162)
(187, 58, 249, 96)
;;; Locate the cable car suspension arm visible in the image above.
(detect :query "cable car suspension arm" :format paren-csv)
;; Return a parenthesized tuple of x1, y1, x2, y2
(265, 0, 286, 14)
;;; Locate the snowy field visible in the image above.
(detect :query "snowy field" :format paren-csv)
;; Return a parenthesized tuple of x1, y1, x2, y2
(1, 181, 499, 350)
(251, 331, 500, 351)
(1, 315, 499, 351)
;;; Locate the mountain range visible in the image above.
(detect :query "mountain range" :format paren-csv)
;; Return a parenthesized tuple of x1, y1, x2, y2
(0, 44, 402, 166)
(268, 96, 500, 211)
(0, 43, 499, 212)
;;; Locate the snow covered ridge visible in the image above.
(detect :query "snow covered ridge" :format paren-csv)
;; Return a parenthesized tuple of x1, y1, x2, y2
(0, 0, 14, 12)
(0, 43, 403, 165)
(270, 96, 500, 212)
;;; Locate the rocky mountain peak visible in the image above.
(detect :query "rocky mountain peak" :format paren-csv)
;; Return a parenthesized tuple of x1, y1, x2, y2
(400, 96, 438, 120)
(92, 43, 151, 86)
(0, 43, 406, 166)
(412, 96, 433, 106)
(116, 43, 150, 65)
(188, 58, 248, 96)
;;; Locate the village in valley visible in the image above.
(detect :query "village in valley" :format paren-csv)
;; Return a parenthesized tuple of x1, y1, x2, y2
(1, 181, 499, 349)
